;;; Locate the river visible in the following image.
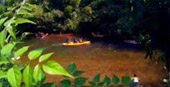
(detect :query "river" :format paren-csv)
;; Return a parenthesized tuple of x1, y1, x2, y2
(20, 34, 166, 86)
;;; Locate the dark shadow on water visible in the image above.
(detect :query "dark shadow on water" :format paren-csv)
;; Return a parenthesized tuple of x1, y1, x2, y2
(90, 38, 142, 52)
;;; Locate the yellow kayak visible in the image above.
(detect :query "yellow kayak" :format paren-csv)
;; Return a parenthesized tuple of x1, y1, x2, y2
(62, 41, 90, 46)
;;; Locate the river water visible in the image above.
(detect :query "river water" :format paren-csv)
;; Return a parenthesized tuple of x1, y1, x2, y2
(20, 34, 166, 86)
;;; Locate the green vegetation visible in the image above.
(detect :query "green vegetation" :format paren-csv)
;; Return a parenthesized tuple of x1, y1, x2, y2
(0, 1, 132, 87)
(0, 1, 72, 87)
(0, 0, 170, 86)
(60, 63, 131, 87)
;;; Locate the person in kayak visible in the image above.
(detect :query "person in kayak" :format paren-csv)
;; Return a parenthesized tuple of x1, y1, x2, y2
(78, 38, 83, 43)
(96, 32, 101, 35)
(35, 32, 42, 39)
(65, 38, 69, 43)
(73, 37, 77, 43)
(41, 32, 46, 38)
(35, 32, 47, 39)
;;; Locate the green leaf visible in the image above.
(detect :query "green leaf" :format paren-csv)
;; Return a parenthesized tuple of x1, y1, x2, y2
(23, 3, 34, 11)
(3, 11, 13, 17)
(122, 76, 131, 85)
(15, 18, 36, 24)
(60, 79, 71, 87)
(117, 85, 124, 87)
(14, 46, 29, 58)
(42, 82, 57, 87)
(7, 25, 16, 40)
(18, 65, 25, 71)
(17, 9, 31, 15)
(75, 77, 87, 86)
(39, 52, 54, 62)
(103, 76, 111, 86)
(0, 83, 2, 87)
(63, 76, 69, 79)
(4, 17, 15, 27)
(0, 61, 10, 65)
(93, 74, 100, 82)
(20, 32, 33, 40)
(73, 70, 84, 77)
(28, 48, 45, 60)
(67, 62, 76, 72)
(23, 65, 33, 87)
(0, 70, 7, 79)
(0, 30, 7, 47)
(0, 56, 8, 61)
(89, 81, 96, 86)
(42, 61, 72, 77)
(0, 17, 8, 26)
(34, 64, 46, 84)
(7, 65, 22, 87)
(1, 43, 15, 56)
(112, 75, 119, 84)
(7, 6, 18, 11)
(97, 82, 104, 86)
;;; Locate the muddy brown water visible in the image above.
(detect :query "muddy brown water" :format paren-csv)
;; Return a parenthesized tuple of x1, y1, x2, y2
(20, 34, 166, 86)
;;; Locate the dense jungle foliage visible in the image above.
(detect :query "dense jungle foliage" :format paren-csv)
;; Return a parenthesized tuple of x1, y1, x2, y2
(0, 0, 170, 86)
